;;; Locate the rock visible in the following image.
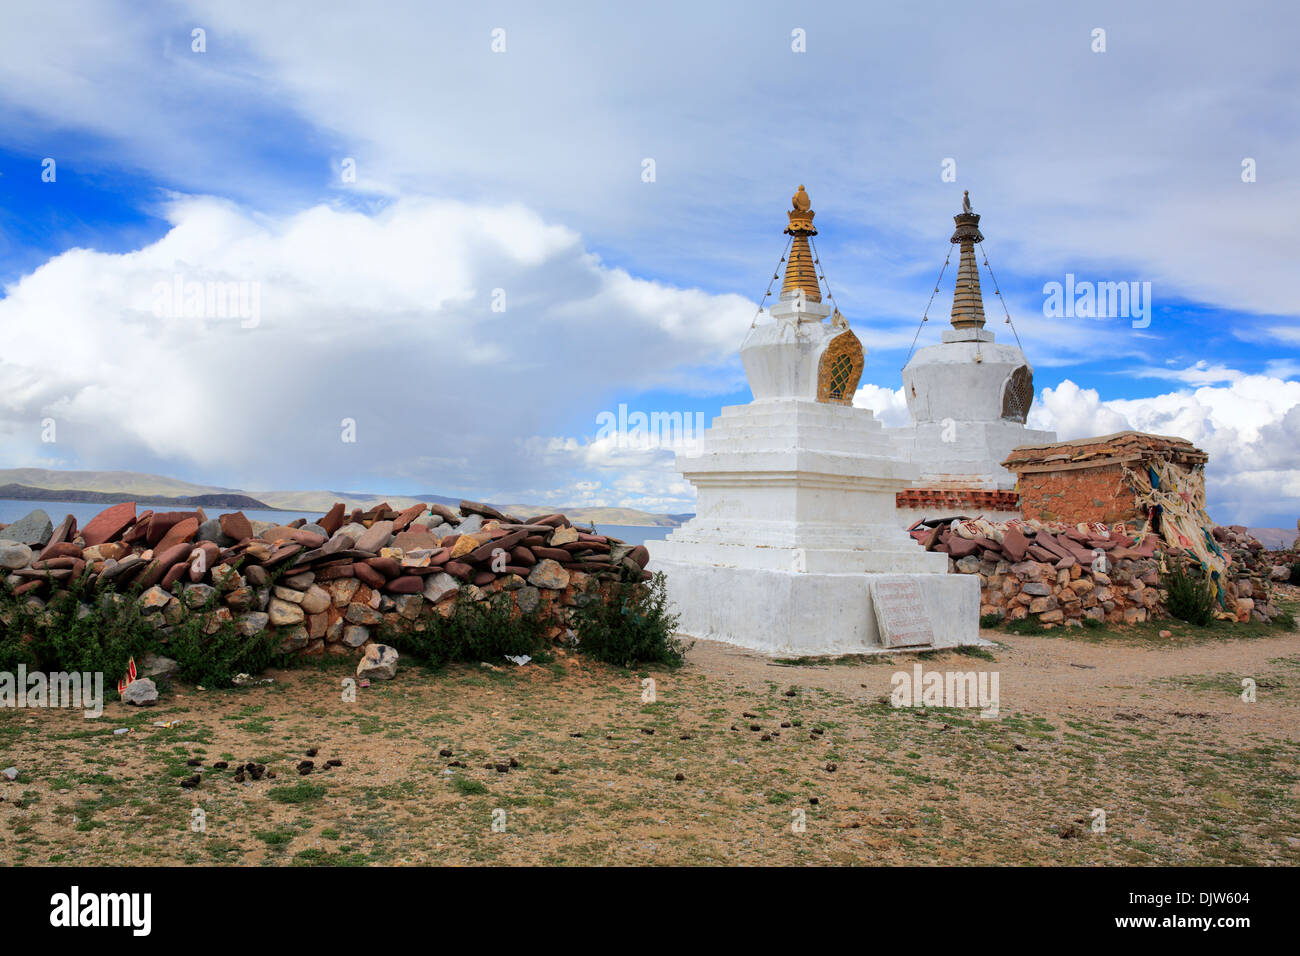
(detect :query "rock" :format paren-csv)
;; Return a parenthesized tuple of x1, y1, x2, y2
(183, 583, 218, 609)
(156, 516, 199, 551)
(326, 618, 345, 643)
(954, 555, 981, 574)
(342, 624, 370, 648)
(0, 509, 53, 547)
(549, 526, 580, 546)
(300, 585, 331, 615)
(515, 586, 541, 614)
(330, 578, 361, 606)
(204, 564, 239, 592)
(218, 511, 254, 542)
(140, 653, 180, 681)
(454, 513, 484, 535)
(224, 586, 254, 610)
(528, 559, 570, 590)
(345, 603, 383, 626)
(268, 598, 306, 626)
(135, 543, 194, 590)
(335, 522, 367, 542)
(0, 543, 33, 570)
(122, 678, 159, 706)
(357, 643, 399, 680)
(394, 594, 424, 620)
(354, 520, 395, 554)
(273, 585, 306, 604)
(237, 612, 270, 636)
(460, 499, 507, 521)
(139, 586, 172, 610)
(279, 625, 310, 652)
(1270, 565, 1290, 582)
(80, 502, 137, 547)
(385, 575, 423, 594)
(196, 518, 236, 547)
(422, 572, 460, 603)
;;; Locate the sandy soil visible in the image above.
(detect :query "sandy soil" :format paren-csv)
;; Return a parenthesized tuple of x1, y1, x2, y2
(2, 622, 1298, 866)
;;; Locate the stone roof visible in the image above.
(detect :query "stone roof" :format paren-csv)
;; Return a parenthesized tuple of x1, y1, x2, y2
(1002, 430, 1208, 473)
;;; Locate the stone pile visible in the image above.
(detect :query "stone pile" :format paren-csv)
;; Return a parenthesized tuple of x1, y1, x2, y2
(909, 516, 1283, 627)
(0, 500, 652, 657)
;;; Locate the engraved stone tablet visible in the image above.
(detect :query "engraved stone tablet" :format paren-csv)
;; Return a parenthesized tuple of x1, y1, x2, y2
(869, 576, 935, 648)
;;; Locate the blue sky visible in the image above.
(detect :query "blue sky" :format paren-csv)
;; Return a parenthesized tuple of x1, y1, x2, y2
(1, 1, 1298, 524)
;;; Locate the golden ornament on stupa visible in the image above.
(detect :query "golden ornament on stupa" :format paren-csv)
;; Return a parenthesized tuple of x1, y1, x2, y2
(781, 184, 821, 303)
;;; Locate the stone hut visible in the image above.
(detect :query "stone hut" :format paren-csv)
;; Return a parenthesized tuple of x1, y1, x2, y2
(1003, 431, 1208, 527)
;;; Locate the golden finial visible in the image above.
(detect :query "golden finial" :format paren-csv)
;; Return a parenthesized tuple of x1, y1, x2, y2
(781, 184, 821, 302)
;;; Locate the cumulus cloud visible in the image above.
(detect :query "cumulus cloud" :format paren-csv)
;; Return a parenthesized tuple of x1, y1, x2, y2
(1032, 375, 1300, 525)
(0, 194, 752, 501)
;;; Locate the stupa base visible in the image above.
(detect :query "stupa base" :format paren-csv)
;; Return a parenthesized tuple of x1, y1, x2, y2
(650, 556, 983, 657)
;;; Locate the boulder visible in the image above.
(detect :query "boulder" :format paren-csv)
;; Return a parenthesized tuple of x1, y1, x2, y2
(354, 520, 395, 554)
(528, 559, 570, 590)
(0, 542, 33, 570)
(197, 518, 236, 547)
(218, 511, 254, 542)
(122, 678, 159, 706)
(237, 612, 270, 636)
(140, 653, 180, 681)
(357, 643, 399, 680)
(422, 572, 460, 603)
(81, 502, 137, 547)
(300, 585, 331, 615)
(318, 503, 346, 535)
(268, 598, 306, 626)
(0, 509, 53, 547)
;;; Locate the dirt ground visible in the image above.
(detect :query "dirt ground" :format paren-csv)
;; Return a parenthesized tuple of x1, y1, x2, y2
(2, 616, 1298, 866)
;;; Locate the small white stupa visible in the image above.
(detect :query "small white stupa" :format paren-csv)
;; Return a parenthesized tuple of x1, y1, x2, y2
(650, 187, 980, 656)
(892, 193, 1056, 507)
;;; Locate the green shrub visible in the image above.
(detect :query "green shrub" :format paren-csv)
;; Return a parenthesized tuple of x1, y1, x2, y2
(0, 574, 153, 678)
(1000, 616, 1046, 635)
(380, 593, 545, 668)
(0, 574, 284, 689)
(572, 571, 685, 668)
(161, 594, 284, 689)
(1289, 562, 1300, 586)
(978, 612, 1003, 628)
(1162, 562, 1215, 626)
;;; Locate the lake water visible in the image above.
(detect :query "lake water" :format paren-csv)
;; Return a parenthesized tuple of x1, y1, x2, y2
(0, 500, 674, 547)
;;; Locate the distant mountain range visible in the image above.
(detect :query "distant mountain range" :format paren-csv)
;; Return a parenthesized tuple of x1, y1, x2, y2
(0, 468, 688, 528)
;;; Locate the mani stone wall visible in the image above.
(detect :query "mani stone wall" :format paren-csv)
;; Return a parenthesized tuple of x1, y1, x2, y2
(0, 499, 652, 656)
(909, 518, 1283, 626)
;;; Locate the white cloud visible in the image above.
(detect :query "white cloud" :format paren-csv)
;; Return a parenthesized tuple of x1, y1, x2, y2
(1032, 375, 1300, 525)
(0, 194, 752, 503)
(853, 383, 911, 427)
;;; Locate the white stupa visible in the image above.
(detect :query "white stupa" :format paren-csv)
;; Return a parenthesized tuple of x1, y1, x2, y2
(890, 192, 1056, 522)
(649, 187, 980, 656)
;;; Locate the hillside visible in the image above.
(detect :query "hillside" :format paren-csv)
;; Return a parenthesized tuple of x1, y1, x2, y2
(0, 468, 686, 528)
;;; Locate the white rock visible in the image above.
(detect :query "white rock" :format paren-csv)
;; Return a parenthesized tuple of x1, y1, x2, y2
(356, 643, 399, 681)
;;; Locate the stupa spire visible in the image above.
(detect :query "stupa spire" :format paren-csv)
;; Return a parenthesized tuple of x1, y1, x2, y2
(780, 185, 822, 303)
(949, 189, 986, 330)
